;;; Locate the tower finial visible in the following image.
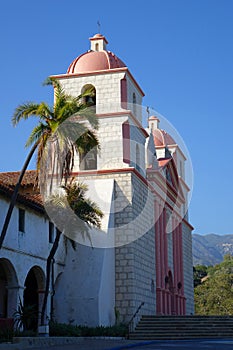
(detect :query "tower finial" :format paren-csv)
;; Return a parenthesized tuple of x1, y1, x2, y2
(97, 20, 101, 33)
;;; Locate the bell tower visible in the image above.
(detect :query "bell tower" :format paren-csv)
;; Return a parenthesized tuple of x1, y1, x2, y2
(51, 33, 147, 176)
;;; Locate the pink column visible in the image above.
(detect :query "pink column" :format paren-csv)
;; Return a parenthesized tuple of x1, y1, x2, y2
(179, 222, 185, 315)
(160, 205, 165, 290)
(160, 205, 166, 314)
(163, 208, 168, 274)
(155, 201, 161, 287)
(172, 218, 178, 288)
(163, 208, 169, 315)
(155, 201, 162, 315)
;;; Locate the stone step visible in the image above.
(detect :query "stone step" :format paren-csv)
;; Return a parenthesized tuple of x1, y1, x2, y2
(133, 329, 233, 334)
(129, 315, 233, 340)
(130, 334, 233, 340)
(140, 316, 233, 320)
(134, 325, 233, 330)
(136, 322, 233, 326)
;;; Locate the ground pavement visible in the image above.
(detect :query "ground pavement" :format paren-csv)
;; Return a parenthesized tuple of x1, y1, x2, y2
(2, 338, 233, 350)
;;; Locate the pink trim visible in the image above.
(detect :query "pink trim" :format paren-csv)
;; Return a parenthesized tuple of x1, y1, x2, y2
(67, 52, 87, 74)
(96, 111, 149, 138)
(126, 69, 145, 96)
(50, 67, 145, 96)
(147, 171, 184, 206)
(160, 205, 164, 289)
(50, 68, 128, 79)
(155, 201, 161, 287)
(71, 167, 148, 186)
(105, 50, 111, 68)
(172, 218, 178, 288)
(163, 208, 168, 274)
(121, 75, 127, 109)
(182, 218, 194, 230)
(122, 121, 130, 164)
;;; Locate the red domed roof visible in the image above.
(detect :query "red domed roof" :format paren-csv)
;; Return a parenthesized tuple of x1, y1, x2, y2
(153, 129, 176, 147)
(67, 50, 126, 74)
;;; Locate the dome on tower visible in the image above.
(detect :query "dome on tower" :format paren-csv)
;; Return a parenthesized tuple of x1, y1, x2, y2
(153, 129, 176, 147)
(148, 117, 176, 147)
(67, 34, 126, 74)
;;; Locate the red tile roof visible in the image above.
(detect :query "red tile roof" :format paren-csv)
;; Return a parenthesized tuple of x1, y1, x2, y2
(0, 170, 37, 187)
(158, 158, 172, 168)
(0, 170, 44, 213)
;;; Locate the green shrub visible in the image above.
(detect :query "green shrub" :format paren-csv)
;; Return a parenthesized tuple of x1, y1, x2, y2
(49, 321, 81, 337)
(49, 321, 128, 337)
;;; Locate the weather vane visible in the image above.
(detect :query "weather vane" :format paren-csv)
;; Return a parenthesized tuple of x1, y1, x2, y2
(97, 20, 101, 33)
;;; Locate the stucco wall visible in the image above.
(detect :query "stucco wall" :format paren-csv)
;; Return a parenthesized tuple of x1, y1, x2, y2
(0, 195, 65, 319)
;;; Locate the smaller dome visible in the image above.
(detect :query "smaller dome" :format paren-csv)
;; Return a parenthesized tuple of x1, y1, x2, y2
(153, 129, 176, 147)
(163, 130, 176, 146)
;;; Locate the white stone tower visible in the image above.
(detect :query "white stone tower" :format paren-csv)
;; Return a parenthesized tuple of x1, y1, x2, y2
(51, 33, 194, 326)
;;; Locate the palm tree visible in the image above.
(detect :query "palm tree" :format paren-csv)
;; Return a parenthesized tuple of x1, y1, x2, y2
(41, 179, 103, 326)
(0, 78, 99, 249)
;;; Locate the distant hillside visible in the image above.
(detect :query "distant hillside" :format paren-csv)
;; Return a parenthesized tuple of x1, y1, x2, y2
(192, 233, 233, 266)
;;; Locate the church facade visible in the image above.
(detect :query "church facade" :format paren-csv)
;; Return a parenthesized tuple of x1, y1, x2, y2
(0, 34, 194, 328)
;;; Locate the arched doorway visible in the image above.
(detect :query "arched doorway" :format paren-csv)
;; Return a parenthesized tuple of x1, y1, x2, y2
(24, 266, 45, 331)
(0, 264, 7, 318)
(0, 258, 18, 319)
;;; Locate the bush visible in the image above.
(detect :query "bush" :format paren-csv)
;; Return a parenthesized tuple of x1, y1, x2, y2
(49, 322, 81, 337)
(49, 321, 128, 337)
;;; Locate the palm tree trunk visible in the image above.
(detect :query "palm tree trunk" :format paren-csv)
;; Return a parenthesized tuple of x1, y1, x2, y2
(40, 229, 62, 326)
(0, 142, 38, 249)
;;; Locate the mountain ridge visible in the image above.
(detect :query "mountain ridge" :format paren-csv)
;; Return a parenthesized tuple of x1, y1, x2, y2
(192, 233, 233, 266)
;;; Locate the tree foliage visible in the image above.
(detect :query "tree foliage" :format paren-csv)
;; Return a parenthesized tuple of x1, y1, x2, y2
(193, 265, 208, 287)
(194, 255, 233, 315)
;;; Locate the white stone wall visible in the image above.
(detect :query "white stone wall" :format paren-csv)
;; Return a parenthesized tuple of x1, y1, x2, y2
(53, 244, 115, 326)
(53, 177, 116, 326)
(58, 72, 126, 115)
(115, 172, 156, 324)
(0, 195, 65, 319)
(126, 74, 143, 123)
(97, 115, 128, 170)
(182, 221, 194, 314)
(71, 171, 156, 325)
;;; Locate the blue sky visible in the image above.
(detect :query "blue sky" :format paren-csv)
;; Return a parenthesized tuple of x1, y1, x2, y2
(0, 0, 233, 235)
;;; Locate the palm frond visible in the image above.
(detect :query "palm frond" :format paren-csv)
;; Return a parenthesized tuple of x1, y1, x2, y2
(74, 130, 100, 154)
(36, 102, 53, 119)
(12, 102, 42, 125)
(75, 106, 99, 129)
(25, 123, 49, 148)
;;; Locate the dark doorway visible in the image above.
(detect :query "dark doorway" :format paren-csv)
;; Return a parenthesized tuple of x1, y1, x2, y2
(0, 262, 8, 318)
(24, 269, 39, 331)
